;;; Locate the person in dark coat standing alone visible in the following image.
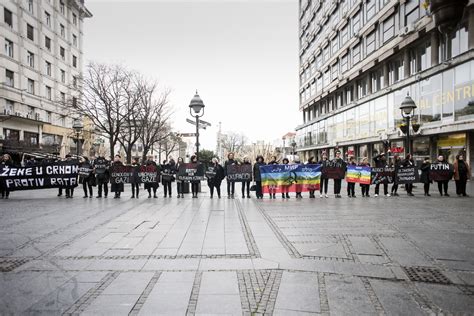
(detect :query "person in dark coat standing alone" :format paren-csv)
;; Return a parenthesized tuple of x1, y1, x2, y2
(144, 155, 159, 198)
(420, 157, 432, 196)
(454, 153, 471, 197)
(207, 158, 224, 198)
(110, 155, 124, 198)
(130, 157, 140, 198)
(253, 155, 265, 199)
(224, 152, 238, 198)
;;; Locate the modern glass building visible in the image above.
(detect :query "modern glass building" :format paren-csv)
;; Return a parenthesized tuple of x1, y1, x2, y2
(296, 0, 474, 167)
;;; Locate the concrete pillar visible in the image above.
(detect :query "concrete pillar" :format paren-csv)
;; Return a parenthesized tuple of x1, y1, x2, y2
(404, 49, 411, 79)
(383, 63, 389, 88)
(469, 5, 474, 50)
(367, 75, 373, 94)
(353, 81, 358, 100)
(431, 31, 440, 66)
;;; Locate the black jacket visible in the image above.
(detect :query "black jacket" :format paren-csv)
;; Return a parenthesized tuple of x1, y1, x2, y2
(207, 163, 225, 186)
(253, 162, 265, 181)
(224, 159, 238, 177)
(373, 154, 387, 168)
(130, 163, 140, 184)
(110, 161, 124, 192)
(93, 157, 110, 180)
(420, 162, 431, 184)
(161, 163, 174, 183)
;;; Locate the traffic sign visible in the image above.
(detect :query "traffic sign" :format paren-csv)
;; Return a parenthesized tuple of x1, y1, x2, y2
(177, 133, 197, 137)
(186, 118, 206, 129)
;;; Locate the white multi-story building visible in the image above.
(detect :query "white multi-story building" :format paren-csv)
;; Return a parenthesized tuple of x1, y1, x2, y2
(0, 0, 92, 160)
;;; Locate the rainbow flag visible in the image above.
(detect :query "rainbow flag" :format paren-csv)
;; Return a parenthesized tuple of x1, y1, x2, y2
(346, 165, 371, 185)
(260, 164, 321, 193)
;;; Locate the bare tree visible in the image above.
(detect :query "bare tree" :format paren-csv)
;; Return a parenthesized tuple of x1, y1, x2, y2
(158, 132, 182, 162)
(220, 132, 247, 157)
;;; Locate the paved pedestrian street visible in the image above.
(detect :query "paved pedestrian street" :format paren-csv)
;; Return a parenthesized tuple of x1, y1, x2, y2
(1, 186, 474, 315)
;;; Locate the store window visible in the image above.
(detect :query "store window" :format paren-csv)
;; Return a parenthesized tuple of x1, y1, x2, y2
(419, 73, 442, 123)
(4, 128, 20, 141)
(442, 69, 454, 119)
(359, 144, 368, 160)
(359, 103, 370, 137)
(437, 133, 466, 164)
(24, 132, 39, 145)
(372, 143, 385, 157)
(454, 61, 474, 121)
(412, 137, 430, 158)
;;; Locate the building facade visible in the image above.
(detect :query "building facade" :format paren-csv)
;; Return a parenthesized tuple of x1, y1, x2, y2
(296, 0, 474, 168)
(0, 0, 92, 161)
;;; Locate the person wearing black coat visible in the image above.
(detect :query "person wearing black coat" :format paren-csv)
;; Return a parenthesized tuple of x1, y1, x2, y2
(253, 155, 265, 199)
(79, 156, 94, 198)
(346, 156, 357, 198)
(161, 160, 174, 198)
(318, 153, 329, 198)
(64, 154, 75, 198)
(94, 155, 110, 198)
(224, 152, 238, 198)
(420, 157, 432, 196)
(190, 155, 200, 198)
(130, 157, 140, 198)
(144, 156, 159, 198)
(281, 157, 290, 199)
(390, 155, 402, 196)
(454, 153, 471, 197)
(403, 154, 415, 196)
(267, 156, 278, 199)
(373, 153, 390, 197)
(359, 157, 371, 197)
(207, 158, 225, 198)
(110, 155, 124, 198)
(332, 150, 344, 198)
(241, 157, 252, 198)
(435, 155, 450, 196)
(175, 157, 185, 198)
(306, 157, 317, 198)
(1, 154, 13, 199)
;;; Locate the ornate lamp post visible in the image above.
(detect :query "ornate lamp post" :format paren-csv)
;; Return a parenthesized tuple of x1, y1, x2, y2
(188, 91, 205, 160)
(72, 118, 84, 157)
(399, 94, 417, 155)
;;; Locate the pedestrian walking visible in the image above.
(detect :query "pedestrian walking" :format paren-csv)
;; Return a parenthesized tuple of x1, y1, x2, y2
(94, 155, 109, 198)
(318, 153, 329, 198)
(161, 160, 174, 198)
(420, 157, 432, 196)
(454, 153, 471, 197)
(110, 155, 124, 199)
(359, 157, 370, 197)
(435, 155, 450, 196)
(241, 156, 252, 198)
(144, 155, 159, 198)
(130, 157, 140, 198)
(190, 155, 200, 198)
(333, 150, 344, 198)
(373, 153, 390, 197)
(253, 155, 265, 199)
(403, 154, 415, 196)
(0, 154, 13, 199)
(224, 153, 238, 198)
(207, 158, 224, 198)
(346, 156, 356, 198)
(175, 157, 185, 198)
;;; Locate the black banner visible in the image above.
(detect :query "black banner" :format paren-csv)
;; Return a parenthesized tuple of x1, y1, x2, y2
(429, 163, 453, 182)
(396, 166, 419, 184)
(321, 160, 346, 179)
(78, 166, 93, 177)
(177, 163, 205, 181)
(109, 165, 132, 184)
(138, 165, 160, 183)
(205, 166, 217, 179)
(371, 167, 395, 184)
(227, 164, 252, 182)
(0, 162, 79, 191)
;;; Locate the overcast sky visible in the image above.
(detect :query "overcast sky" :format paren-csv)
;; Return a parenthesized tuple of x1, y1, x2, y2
(84, 0, 300, 151)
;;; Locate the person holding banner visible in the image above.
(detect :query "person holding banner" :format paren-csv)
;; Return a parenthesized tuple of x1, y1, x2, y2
(390, 155, 402, 196)
(346, 156, 357, 198)
(253, 155, 265, 199)
(224, 152, 238, 199)
(281, 157, 291, 199)
(318, 153, 329, 198)
(306, 157, 317, 198)
(93, 155, 109, 198)
(207, 158, 224, 198)
(175, 157, 185, 198)
(267, 156, 278, 199)
(359, 157, 371, 197)
(110, 155, 125, 199)
(373, 153, 390, 197)
(130, 157, 140, 199)
(79, 156, 94, 198)
(294, 156, 303, 198)
(0, 154, 13, 199)
(64, 154, 76, 198)
(333, 150, 344, 198)
(241, 157, 252, 199)
(403, 154, 415, 196)
(420, 157, 432, 196)
(435, 155, 450, 197)
(454, 154, 470, 197)
(161, 160, 174, 198)
(190, 155, 200, 198)
(144, 155, 159, 198)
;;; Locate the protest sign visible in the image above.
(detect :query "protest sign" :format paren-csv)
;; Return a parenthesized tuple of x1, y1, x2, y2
(396, 166, 419, 184)
(371, 167, 396, 184)
(227, 164, 252, 182)
(177, 163, 205, 181)
(321, 160, 346, 179)
(260, 164, 321, 193)
(109, 165, 132, 184)
(429, 163, 453, 181)
(346, 165, 371, 184)
(138, 165, 160, 183)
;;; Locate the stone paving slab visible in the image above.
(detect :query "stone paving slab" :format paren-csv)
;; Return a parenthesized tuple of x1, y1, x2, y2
(1, 184, 473, 315)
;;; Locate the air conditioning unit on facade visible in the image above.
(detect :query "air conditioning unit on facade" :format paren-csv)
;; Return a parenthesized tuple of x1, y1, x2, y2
(400, 24, 415, 36)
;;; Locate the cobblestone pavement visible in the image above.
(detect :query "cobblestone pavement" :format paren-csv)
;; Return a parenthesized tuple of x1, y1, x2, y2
(1, 183, 473, 315)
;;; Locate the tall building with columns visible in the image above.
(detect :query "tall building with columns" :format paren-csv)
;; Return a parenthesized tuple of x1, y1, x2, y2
(296, 0, 474, 168)
(1, 0, 92, 160)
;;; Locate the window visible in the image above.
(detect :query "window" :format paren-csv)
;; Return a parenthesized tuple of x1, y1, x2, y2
(47, 111, 52, 123)
(45, 11, 51, 26)
(60, 92, 66, 103)
(383, 15, 395, 43)
(341, 25, 349, 45)
(5, 99, 14, 114)
(352, 43, 361, 64)
(4, 8, 13, 28)
(60, 46, 65, 60)
(73, 34, 77, 47)
(341, 53, 348, 73)
(45, 61, 52, 76)
(366, 0, 376, 22)
(28, 0, 34, 13)
(27, 51, 34, 68)
(352, 10, 361, 35)
(5, 38, 13, 57)
(72, 55, 77, 68)
(331, 35, 339, 55)
(46, 85, 52, 100)
(323, 45, 330, 63)
(27, 24, 34, 41)
(60, 24, 65, 37)
(61, 69, 66, 83)
(405, 0, 420, 26)
(28, 78, 35, 94)
(60, 116, 66, 127)
(316, 53, 322, 68)
(323, 69, 330, 87)
(45, 36, 51, 51)
(366, 31, 376, 55)
(60, 1, 65, 15)
(72, 97, 77, 107)
(72, 76, 77, 87)
(5, 69, 14, 87)
(332, 62, 339, 81)
(72, 13, 77, 26)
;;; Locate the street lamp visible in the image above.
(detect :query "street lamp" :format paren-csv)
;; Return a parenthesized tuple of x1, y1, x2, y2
(72, 118, 84, 157)
(399, 93, 417, 155)
(188, 91, 205, 160)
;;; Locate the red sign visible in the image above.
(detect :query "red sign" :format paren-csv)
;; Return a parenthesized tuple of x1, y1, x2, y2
(390, 147, 405, 153)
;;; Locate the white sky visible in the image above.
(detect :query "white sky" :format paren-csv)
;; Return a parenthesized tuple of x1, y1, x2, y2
(84, 0, 300, 151)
